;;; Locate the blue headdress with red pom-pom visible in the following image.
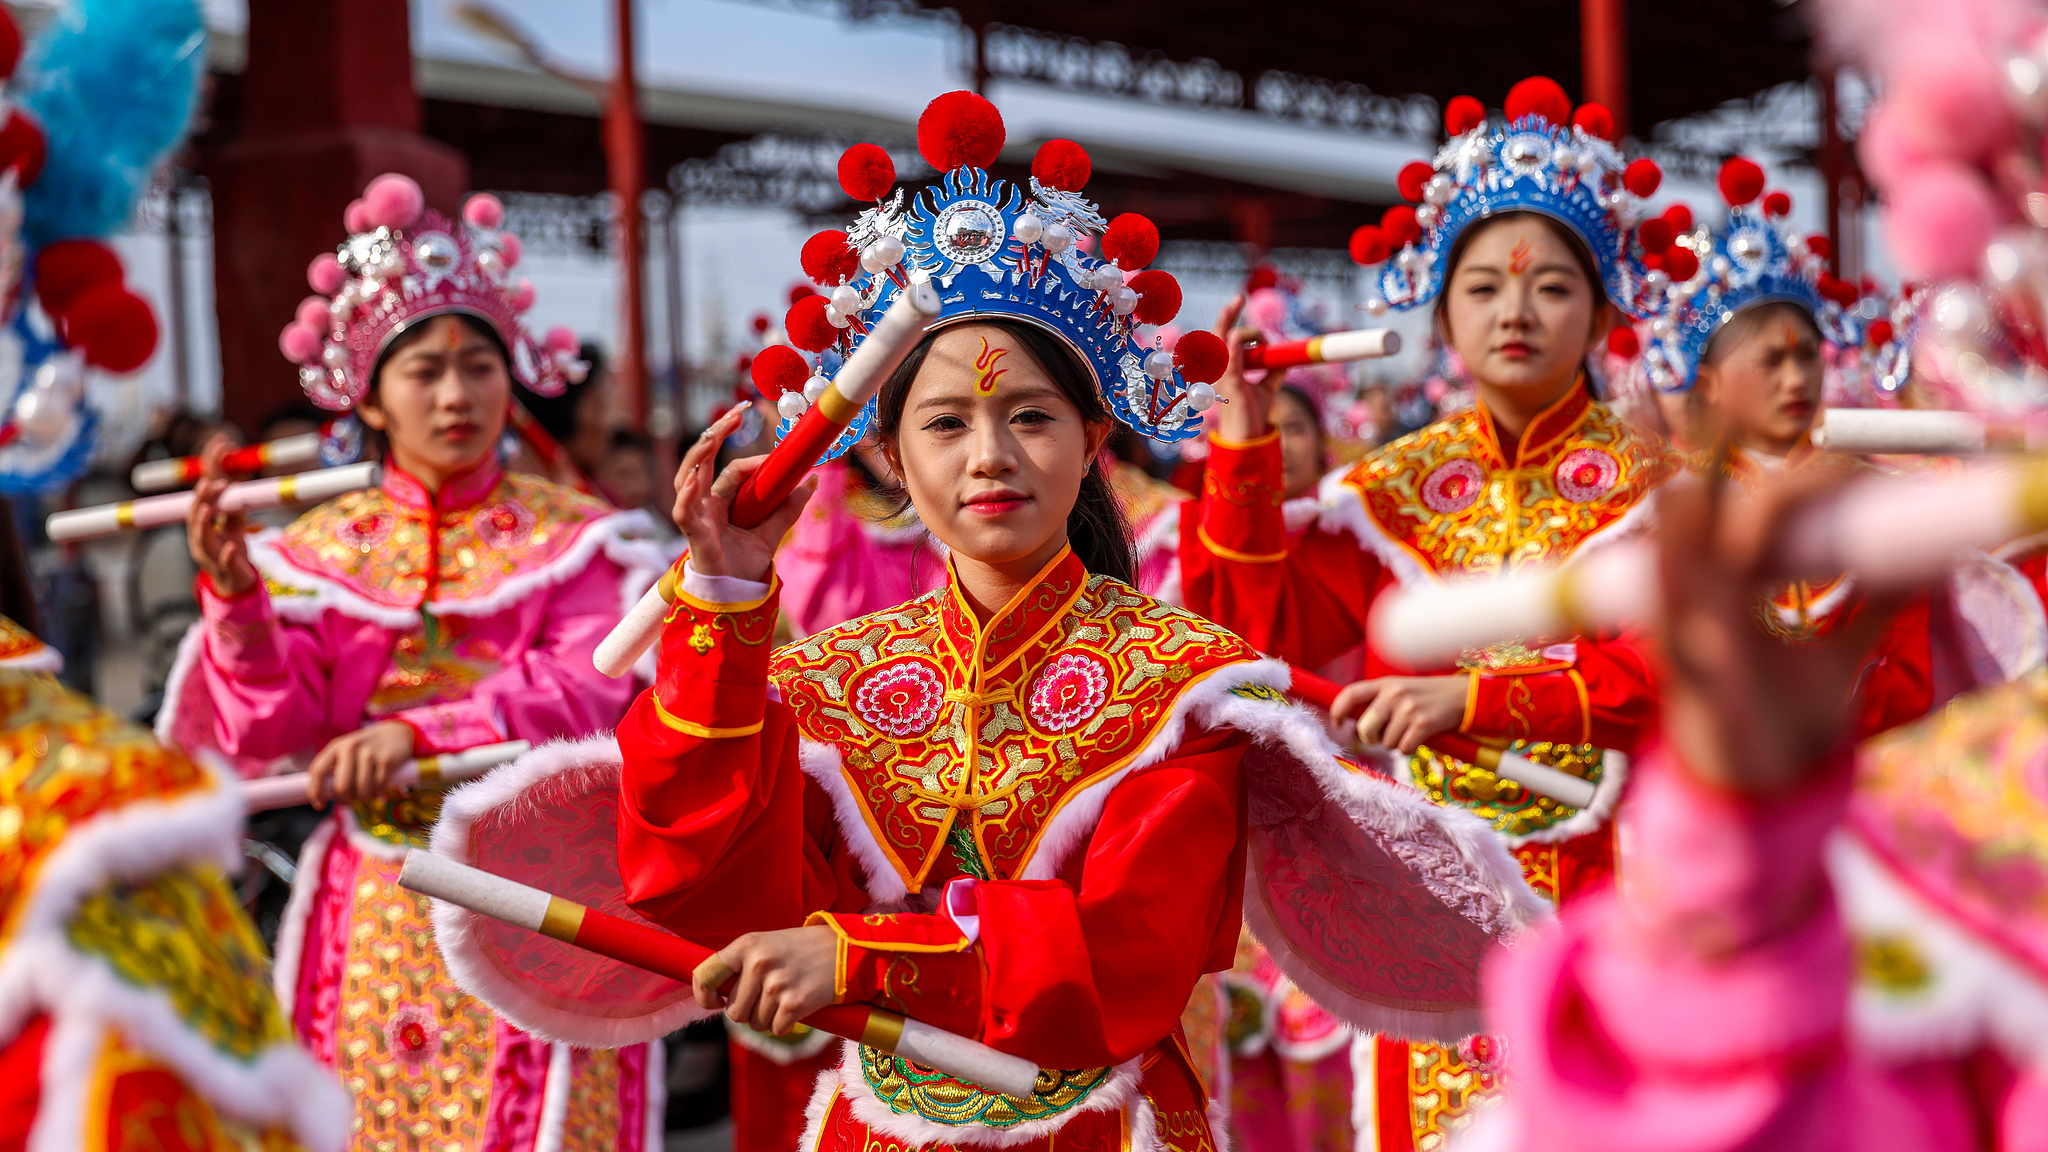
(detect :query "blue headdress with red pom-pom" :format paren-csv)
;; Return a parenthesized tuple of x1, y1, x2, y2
(1356, 76, 1666, 321)
(761, 92, 1224, 463)
(1634, 158, 1862, 393)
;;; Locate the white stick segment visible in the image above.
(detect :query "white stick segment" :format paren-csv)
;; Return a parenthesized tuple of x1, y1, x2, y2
(1317, 328, 1402, 361)
(1372, 462, 2048, 664)
(595, 581, 673, 678)
(829, 280, 943, 411)
(1813, 408, 1988, 456)
(49, 462, 380, 543)
(398, 848, 551, 932)
(593, 281, 942, 679)
(893, 1016, 1041, 1101)
(1493, 751, 1598, 809)
(243, 739, 532, 813)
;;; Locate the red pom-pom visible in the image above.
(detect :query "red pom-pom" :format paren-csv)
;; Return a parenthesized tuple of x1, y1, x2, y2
(1032, 139, 1092, 192)
(800, 229, 861, 286)
(788, 282, 819, 305)
(1572, 103, 1615, 140)
(917, 91, 1006, 172)
(1640, 250, 1663, 272)
(1867, 319, 1895, 346)
(751, 344, 810, 398)
(749, 312, 771, 334)
(1444, 95, 1486, 137)
(838, 143, 896, 201)
(1818, 274, 1859, 306)
(1606, 326, 1640, 357)
(1636, 218, 1675, 254)
(35, 240, 123, 315)
(1762, 190, 1792, 217)
(1245, 266, 1280, 292)
(1805, 234, 1832, 260)
(785, 294, 838, 352)
(0, 9, 21, 81)
(1504, 77, 1571, 126)
(0, 111, 46, 185)
(1128, 270, 1182, 326)
(1173, 330, 1228, 384)
(1660, 246, 1700, 281)
(1102, 214, 1160, 269)
(1622, 158, 1662, 197)
(1348, 225, 1389, 265)
(1661, 204, 1693, 234)
(1396, 161, 1435, 204)
(1718, 157, 1766, 206)
(1381, 205, 1421, 247)
(62, 285, 157, 373)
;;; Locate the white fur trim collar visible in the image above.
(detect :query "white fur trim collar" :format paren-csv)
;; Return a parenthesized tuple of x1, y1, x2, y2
(250, 508, 664, 629)
(797, 740, 911, 907)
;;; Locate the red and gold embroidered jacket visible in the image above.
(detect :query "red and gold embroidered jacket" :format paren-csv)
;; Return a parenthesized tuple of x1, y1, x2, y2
(616, 547, 1255, 1069)
(1182, 387, 1675, 754)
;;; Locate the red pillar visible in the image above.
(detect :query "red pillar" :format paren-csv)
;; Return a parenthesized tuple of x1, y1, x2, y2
(205, 0, 466, 434)
(1580, 0, 1629, 137)
(607, 0, 648, 428)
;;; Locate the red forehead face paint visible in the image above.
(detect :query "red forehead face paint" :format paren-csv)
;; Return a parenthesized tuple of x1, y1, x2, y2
(1508, 236, 1536, 275)
(973, 337, 1011, 395)
(440, 315, 465, 350)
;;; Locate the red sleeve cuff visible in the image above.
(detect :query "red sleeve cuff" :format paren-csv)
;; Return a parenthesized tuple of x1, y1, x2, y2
(652, 575, 782, 737)
(1466, 668, 1592, 745)
(1198, 431, 1288, 562)
(807, 909, 983, 1031)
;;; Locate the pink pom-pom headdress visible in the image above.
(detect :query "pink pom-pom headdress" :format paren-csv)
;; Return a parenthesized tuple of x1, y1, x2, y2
(279, 175, 586, 412)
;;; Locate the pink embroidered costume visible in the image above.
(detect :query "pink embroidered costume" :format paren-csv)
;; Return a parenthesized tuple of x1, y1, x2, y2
(1478, 680, 2048, 1150)
(776, 457, 945, 641)
(157, 176, 673, 1152)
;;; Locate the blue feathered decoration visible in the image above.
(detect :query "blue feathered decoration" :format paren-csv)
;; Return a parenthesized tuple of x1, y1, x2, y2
(18, 0, 204, 245)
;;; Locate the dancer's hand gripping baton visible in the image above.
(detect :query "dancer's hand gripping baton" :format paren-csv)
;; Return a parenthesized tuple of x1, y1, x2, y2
(397, 850, 1040, 1098)
(48, 462, 381, 543)
(1241, 328, 1401, 371)
(595, 282, 943, 677)
(1285, 667, 1595, 808)
(130, 430, 327, 492)
(242, 739, 532, 813)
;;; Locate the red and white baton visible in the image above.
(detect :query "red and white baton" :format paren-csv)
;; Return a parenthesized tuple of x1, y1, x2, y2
(242, 739, 532, 813)
(397, 850, 1039, 1098)
(1241, 329, 1401, 371)
(48, 462, 381, 543)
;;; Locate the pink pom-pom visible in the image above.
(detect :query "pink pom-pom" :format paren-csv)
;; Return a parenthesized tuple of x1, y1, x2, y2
(463, 193, 505, 230)
(498, 233, 523, 269)
(362, 173, 425, 231)
(306, 254, 345, 296)
(279, 322, 323, 365)
(1858, 102, 1932, 192)
(295, 296, 329, 331)
(511, 278, 536, 312)
(1885, 162, 2001, 280)
(1245, 288, 1288, 331)
(543, 326, 578, 355)
(1890, 37, 2016, 165)
(344, 199, 371, 234)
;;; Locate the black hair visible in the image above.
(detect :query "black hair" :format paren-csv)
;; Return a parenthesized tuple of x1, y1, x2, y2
(1701, 300, 1821, 369)
(361, 312, 511, 457)
(874, 317, 1136, 586)
(257, 402, 330, 441)
(0, 498, 37, 634)
(1434, 211, 1609, 396)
